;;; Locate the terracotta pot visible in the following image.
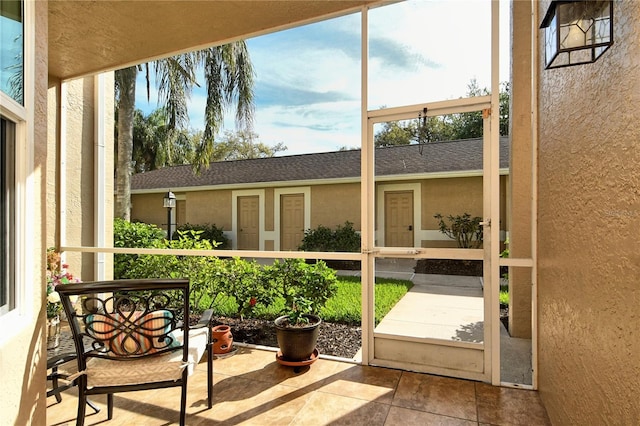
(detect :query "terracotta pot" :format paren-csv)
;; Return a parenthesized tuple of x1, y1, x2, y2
(211, 325, 233, 354)
(274, 314, 321, 362)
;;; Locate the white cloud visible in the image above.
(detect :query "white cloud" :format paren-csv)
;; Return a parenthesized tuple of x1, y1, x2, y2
(136, 0, 510, 158)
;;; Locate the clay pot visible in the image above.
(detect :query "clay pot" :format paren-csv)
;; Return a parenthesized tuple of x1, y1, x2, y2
(274, 314, 321, 362)
(211, 325, 233, 354)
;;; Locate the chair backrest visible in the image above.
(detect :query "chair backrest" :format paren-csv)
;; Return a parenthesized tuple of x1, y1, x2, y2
(56, 279, 190, 369)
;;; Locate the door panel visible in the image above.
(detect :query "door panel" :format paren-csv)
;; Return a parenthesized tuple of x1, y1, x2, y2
(280, 194, 304, 251)
(385, 191, 413, 247)
(237, 196, 259, 250)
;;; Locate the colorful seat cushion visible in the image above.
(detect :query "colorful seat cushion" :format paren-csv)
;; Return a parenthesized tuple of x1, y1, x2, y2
(85, 310, 180, 356)
(84, 327, 208, 388)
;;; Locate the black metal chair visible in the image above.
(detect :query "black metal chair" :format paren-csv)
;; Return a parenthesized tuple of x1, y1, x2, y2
(57, 279, 213, 426)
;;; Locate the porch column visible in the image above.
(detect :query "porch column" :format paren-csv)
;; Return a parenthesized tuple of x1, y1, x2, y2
(508, 0, 533, 338)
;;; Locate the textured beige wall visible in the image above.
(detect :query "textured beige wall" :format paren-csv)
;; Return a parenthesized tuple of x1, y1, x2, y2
(55, 74, 115, 280)
(421, 176, 483, 229)
(186, 190, 233, 230)
(311, 183, 361, 229)
(131, 193, 169, 227)
(508, 0, 533, 338)
(2, 3, 48, 424)
(536, 0, 640, 423)
(264, 188, 274, 231)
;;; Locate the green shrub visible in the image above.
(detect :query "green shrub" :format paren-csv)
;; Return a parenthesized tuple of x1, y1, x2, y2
(218, 257, 276, 319)
(113, 218, 165, 279)
(298, 221, 360, 252)
(125, 230, 226, 312)
(499, 284, 509, 307)
(173, 223, 230, 249)
(262, 258, 338, 319)
(433, 213, 483, 249)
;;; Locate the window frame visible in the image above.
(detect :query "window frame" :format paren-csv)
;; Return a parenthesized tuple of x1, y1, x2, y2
(0, 0, 32, 327)
(0, 117, 16, 315)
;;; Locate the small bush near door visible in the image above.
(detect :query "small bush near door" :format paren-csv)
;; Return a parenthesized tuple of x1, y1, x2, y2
(433, 213, 483, 249)
(173, 223, 230, 249)
(298, 221, 361, 270)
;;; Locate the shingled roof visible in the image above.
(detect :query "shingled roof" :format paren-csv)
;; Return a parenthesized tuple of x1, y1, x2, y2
(131, 137, 510, 192)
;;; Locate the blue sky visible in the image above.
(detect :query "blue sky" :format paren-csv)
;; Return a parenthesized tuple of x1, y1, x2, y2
(0, 13, 22, 103)
(136, 0, 510, 156)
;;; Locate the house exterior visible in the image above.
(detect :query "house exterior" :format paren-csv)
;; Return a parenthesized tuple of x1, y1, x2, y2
(130, 138, 510, 251)
(1, 1, 639, 425)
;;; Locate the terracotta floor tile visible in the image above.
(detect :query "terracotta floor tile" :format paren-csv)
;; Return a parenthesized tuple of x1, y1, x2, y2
(48, 349, 552, 426)
(384, 406, 478, 426)
(230, 353, 346, 390)
(212, 346, 276, 376)
(392, 372, 478, 421)
(290, 391, 390, 426)
(475, 382, 551, 425)
(194, 374, 312, 424)
(318, 364, 402, 404)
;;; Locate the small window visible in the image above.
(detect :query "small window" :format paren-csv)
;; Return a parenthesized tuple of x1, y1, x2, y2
(0, 117, 15, 315)
(0, 0, 24, 105)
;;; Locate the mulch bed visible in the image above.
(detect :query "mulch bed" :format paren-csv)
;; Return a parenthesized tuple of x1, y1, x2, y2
(414, 259, 483, 276)
(211, 316, 362, 359)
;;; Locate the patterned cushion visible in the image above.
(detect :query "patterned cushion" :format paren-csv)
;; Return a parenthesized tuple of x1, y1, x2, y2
(85, 327, 208, 388)
(85, 310, 180, 357)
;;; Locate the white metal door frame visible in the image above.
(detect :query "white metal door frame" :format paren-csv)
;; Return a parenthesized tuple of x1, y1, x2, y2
(362, 96, 497, 382)
(359, 1, 502, 383)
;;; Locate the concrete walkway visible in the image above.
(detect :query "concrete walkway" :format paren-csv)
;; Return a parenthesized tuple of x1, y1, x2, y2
(338, 258, 532, 385)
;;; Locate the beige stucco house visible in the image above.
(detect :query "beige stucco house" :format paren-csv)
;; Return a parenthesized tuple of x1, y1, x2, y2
(1, 1, 638, 424)
(130, 138, 509, 251)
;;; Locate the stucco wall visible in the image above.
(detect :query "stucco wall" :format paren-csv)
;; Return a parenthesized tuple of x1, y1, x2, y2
(1, 2, 48, 424)
(421, 176, 484, 229)
(54, 75, 114, 280)
(131, 192, 171, 227)
(311, 183, 361, 229)
(536, 0, 640, 423)
(186, 190, 233, 230)
(508, 0, 533, 338)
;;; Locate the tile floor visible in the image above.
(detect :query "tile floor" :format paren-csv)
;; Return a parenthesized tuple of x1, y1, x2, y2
(47, 346, 550, 426)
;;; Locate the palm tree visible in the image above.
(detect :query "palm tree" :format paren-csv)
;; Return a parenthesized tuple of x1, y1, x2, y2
(115, 42, 254, 220)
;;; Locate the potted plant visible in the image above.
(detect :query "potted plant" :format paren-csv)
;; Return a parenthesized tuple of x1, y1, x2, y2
(266, 259, 338, 363)
(274, 296, 322, 362)
(46, 248, 80, 348)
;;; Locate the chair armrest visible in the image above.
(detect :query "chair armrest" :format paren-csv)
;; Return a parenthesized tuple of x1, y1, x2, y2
(192, 309, 213, 329)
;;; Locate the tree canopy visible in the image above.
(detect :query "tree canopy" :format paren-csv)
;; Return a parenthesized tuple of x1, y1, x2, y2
(131, 113, 287, 171)
(374, 79, 510, 147)
(115, 42, 255, 219)
(209, 130, 287, 161)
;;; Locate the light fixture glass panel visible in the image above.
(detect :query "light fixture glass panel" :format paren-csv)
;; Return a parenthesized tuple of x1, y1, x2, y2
(541, 1, 613, 70)
(560, 21, 587, 49)
(545, 17, 558, 60)
(163, 192, 176, 208)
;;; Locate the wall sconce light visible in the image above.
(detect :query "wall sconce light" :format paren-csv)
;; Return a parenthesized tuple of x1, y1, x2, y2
(163, 191, 176, 240)
(540, 0, 613, 69)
